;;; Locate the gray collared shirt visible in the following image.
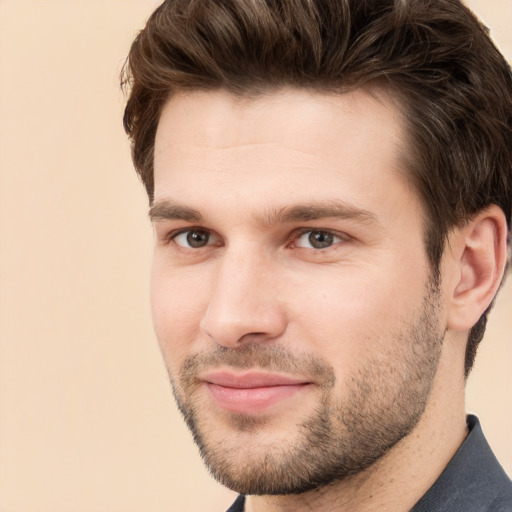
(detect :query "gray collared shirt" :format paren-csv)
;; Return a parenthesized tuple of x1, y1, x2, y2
(227, 415, 512, 511)
(412, 415, 512, 511)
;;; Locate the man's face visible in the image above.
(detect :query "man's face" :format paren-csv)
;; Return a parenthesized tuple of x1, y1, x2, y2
(151, 88, 445, 494)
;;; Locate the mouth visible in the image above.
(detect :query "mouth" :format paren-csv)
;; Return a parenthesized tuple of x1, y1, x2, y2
(201, 370, 312, 414)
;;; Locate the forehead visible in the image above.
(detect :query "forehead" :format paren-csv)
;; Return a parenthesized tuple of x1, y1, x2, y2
(152, 87, 415, 220)
(154, 87, 403, 156)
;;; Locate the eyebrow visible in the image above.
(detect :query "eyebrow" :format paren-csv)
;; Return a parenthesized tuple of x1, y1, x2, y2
(149, 199, 378, 226)
(149, 200, 203, 222)
(263, 201, 378, 225)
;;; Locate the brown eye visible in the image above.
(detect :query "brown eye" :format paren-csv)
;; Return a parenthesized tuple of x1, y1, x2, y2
(174, 229, 211, 248)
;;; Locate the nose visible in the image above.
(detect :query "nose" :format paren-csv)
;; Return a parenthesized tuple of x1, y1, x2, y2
(199, 249, 288, 348)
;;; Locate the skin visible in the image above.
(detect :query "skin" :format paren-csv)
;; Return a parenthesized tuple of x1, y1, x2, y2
(150, 88, 507, 511)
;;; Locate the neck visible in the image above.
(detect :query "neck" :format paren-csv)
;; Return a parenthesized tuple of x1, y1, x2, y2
(247, 336, 468, 512)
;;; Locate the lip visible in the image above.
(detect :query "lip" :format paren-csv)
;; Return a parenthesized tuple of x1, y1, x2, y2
(202, 371, 312, 414)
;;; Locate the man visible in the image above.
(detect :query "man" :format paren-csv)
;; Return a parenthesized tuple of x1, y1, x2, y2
(122, 0, 512, 510)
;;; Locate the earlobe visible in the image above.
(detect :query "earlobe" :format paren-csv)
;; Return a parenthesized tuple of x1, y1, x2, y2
(446, 206, 508, 332)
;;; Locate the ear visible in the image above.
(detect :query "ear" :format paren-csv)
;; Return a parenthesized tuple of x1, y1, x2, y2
(446, 205, 509, 332)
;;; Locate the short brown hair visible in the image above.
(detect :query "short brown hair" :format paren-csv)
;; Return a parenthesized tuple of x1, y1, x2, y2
(122, 0, 512, 376)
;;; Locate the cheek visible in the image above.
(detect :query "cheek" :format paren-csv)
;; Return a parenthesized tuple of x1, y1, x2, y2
(290, 267, 396, 326)
(150, 260, 209, 371)
(287, 265, 427, 370)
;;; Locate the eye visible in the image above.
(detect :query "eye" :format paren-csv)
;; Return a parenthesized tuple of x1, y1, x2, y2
(173, 229, 212, 248)
(294, 230, 344, 249)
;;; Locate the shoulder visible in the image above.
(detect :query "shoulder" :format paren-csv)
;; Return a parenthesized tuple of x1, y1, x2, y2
(413, 415, 512, 512)
(488, 496, 512, 512)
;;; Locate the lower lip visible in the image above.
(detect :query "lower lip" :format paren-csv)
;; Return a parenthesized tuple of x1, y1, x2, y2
(206, 382, 310, 414)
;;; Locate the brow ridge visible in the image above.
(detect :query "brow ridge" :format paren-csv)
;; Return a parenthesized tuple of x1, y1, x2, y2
(149, 198, 378, 226)
(149, 200, 203, 222)
(260, 201, 378, 226)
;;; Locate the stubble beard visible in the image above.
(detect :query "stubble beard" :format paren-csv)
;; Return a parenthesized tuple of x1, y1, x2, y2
(168, 280, 444, 495)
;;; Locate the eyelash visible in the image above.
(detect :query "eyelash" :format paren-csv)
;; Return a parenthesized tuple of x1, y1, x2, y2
(166, 227, 349, 251)
(169, 228, 220, 249)
(291, 229, 348, 250)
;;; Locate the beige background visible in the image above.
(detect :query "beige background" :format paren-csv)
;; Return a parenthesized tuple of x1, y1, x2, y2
(0, 1, 510, 511)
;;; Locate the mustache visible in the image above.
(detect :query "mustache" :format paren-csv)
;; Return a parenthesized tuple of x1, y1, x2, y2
(179, 344, 336, 390)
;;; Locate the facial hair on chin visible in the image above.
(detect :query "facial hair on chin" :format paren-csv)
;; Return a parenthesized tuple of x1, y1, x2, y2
(168, 281, 444, 496)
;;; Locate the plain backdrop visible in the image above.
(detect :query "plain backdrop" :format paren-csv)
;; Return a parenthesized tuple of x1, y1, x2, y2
(0, 1, 510, 511)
